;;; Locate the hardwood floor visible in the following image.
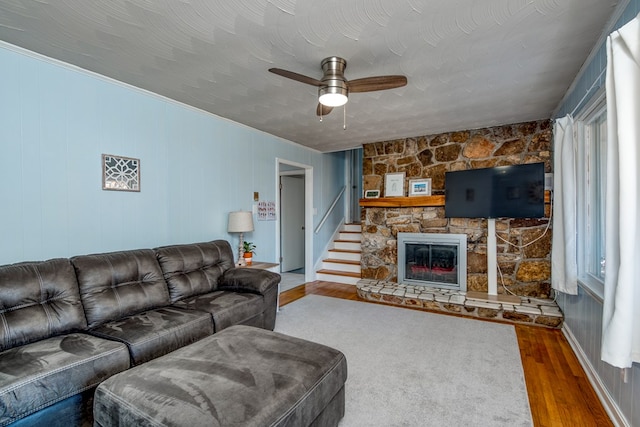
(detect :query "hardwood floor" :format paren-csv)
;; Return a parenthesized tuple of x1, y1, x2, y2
(279, 281, 613, 427)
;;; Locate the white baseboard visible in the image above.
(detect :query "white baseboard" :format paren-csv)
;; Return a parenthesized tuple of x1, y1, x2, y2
(561, 325, 629, 427)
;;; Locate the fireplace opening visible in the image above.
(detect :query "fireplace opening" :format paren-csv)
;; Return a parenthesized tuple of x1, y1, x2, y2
(398, 233, 467, 292)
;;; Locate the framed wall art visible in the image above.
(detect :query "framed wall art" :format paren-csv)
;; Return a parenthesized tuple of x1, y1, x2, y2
(384, 172, 405, 197)
(257, 201, 277, 221)
(408, 178, 432, 196)
(102, 154, 140, 192)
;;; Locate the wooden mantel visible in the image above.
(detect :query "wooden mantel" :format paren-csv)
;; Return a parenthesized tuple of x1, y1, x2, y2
(359, 195, 445, 208)
(359, 191, 551, 208)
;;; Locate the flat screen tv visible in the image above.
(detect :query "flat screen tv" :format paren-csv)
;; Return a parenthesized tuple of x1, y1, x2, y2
(444, 163, 545, 219)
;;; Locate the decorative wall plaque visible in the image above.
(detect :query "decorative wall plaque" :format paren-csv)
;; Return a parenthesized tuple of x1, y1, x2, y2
(257, 201, 277, 221)
(102, 154, 140, 192)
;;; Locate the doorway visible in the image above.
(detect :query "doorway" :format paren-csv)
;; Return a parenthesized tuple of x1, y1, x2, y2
(347, 148, 363, 224)
(276, 158, 313, 285)
(280, 174, 305, 273)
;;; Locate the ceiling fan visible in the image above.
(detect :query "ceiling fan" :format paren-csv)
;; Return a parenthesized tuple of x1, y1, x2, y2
(269, 56, 407, 117)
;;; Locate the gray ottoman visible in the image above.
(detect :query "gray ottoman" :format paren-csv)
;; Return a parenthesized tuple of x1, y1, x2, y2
(93, 325, 347, 427)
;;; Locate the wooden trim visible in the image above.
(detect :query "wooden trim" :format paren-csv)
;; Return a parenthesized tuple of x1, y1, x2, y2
(359, 191, 551, 208)
(359, 195, 444, 207)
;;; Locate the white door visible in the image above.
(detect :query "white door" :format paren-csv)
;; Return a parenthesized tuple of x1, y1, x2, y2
(280, 175, 305, 272)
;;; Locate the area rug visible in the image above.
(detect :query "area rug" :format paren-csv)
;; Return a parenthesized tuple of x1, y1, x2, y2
(274, 295, 532, 427)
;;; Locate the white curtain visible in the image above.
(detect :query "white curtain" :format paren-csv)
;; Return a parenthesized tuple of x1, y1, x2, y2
(551, 115, 578, 295)
(601, 14, 640, 368)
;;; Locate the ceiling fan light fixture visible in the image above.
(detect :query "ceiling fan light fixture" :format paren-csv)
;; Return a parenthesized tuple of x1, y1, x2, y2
(269, 55, 406, 117)
(318, 85, 348, 107)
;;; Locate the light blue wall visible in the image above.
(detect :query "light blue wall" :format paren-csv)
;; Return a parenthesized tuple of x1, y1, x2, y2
(554, 2, 640, 426)
(0, 43, 346, 267)
(313, 151, 347, 257)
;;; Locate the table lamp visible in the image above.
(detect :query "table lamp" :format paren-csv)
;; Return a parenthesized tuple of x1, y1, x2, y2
(228, 210, 254, 266)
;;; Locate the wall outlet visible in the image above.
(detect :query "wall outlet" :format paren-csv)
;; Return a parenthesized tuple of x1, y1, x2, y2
(544, 173, 553, 191)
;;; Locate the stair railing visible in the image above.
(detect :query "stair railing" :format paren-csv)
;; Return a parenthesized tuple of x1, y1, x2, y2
(314, 186, 346, 234)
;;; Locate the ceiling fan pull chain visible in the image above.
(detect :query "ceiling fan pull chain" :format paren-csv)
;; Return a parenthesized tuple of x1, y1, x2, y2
(343, 104, 347, 130)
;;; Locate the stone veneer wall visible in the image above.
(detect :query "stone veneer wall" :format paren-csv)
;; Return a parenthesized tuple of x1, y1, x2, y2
(362, 120, 552, 298)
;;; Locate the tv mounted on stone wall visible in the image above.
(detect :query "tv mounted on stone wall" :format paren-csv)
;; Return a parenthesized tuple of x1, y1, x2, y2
(444, 163, 545, 219)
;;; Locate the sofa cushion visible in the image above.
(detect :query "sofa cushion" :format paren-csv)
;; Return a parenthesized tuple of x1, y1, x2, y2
(89, 306, 213, 366)
(71, 249, 170, 329)
(0, 333, 130, 426)
(155, 240, 235, 303)
(0, 258, 87, 351)
(173, 290, 265, 332)
(9, 390, 94, 427)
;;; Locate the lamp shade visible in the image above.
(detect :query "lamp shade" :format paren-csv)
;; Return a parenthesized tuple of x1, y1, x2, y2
(228, 211, 254, 233)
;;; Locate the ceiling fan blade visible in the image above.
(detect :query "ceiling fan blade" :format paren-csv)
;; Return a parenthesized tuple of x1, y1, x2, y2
(316, 103, 334, 116)
(348, 75, 407, 93)
(268, 68, 323, 87)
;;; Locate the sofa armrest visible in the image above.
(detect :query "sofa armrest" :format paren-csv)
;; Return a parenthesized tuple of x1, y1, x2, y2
(219, 268, 281, 295)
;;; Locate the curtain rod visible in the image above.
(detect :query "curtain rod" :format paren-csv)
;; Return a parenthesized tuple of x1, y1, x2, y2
(569, 67, 607, 117)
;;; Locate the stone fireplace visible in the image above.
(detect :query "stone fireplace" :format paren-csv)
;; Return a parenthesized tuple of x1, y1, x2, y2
(360, 120, 553, 298)
(397, 232, 467, 291)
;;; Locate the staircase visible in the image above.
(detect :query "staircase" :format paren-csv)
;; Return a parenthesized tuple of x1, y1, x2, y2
(316, 224, 361, 285)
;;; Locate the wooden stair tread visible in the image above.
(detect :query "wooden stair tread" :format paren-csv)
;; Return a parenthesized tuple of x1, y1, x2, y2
(323, 258, 360, 265)
(328, 249, 361, 254)
(314, 225, 362, 283)
(316, 269, 361, 278)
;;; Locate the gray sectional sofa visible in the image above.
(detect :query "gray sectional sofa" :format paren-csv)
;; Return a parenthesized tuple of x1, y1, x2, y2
(0, 240, 280, 426)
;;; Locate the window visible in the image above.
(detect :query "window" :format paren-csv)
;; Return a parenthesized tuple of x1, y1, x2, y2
(576, 94, 607, 298)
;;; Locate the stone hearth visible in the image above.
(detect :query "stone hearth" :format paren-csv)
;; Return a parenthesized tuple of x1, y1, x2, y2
(357, 279, 563, 328)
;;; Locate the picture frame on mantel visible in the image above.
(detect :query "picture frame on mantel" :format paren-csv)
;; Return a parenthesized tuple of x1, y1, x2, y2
(408, 178, 432, 197)
(384, 172, 405, 197)
(364, 189, 380, 199)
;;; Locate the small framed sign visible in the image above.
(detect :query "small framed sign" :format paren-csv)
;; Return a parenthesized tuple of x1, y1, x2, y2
(408, 178, 432, 196)
(364, 189, 380, 199)
(384, 172, 405, 197)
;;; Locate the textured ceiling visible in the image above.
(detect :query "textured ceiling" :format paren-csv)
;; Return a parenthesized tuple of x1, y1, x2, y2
(0, 0, 618, 152)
